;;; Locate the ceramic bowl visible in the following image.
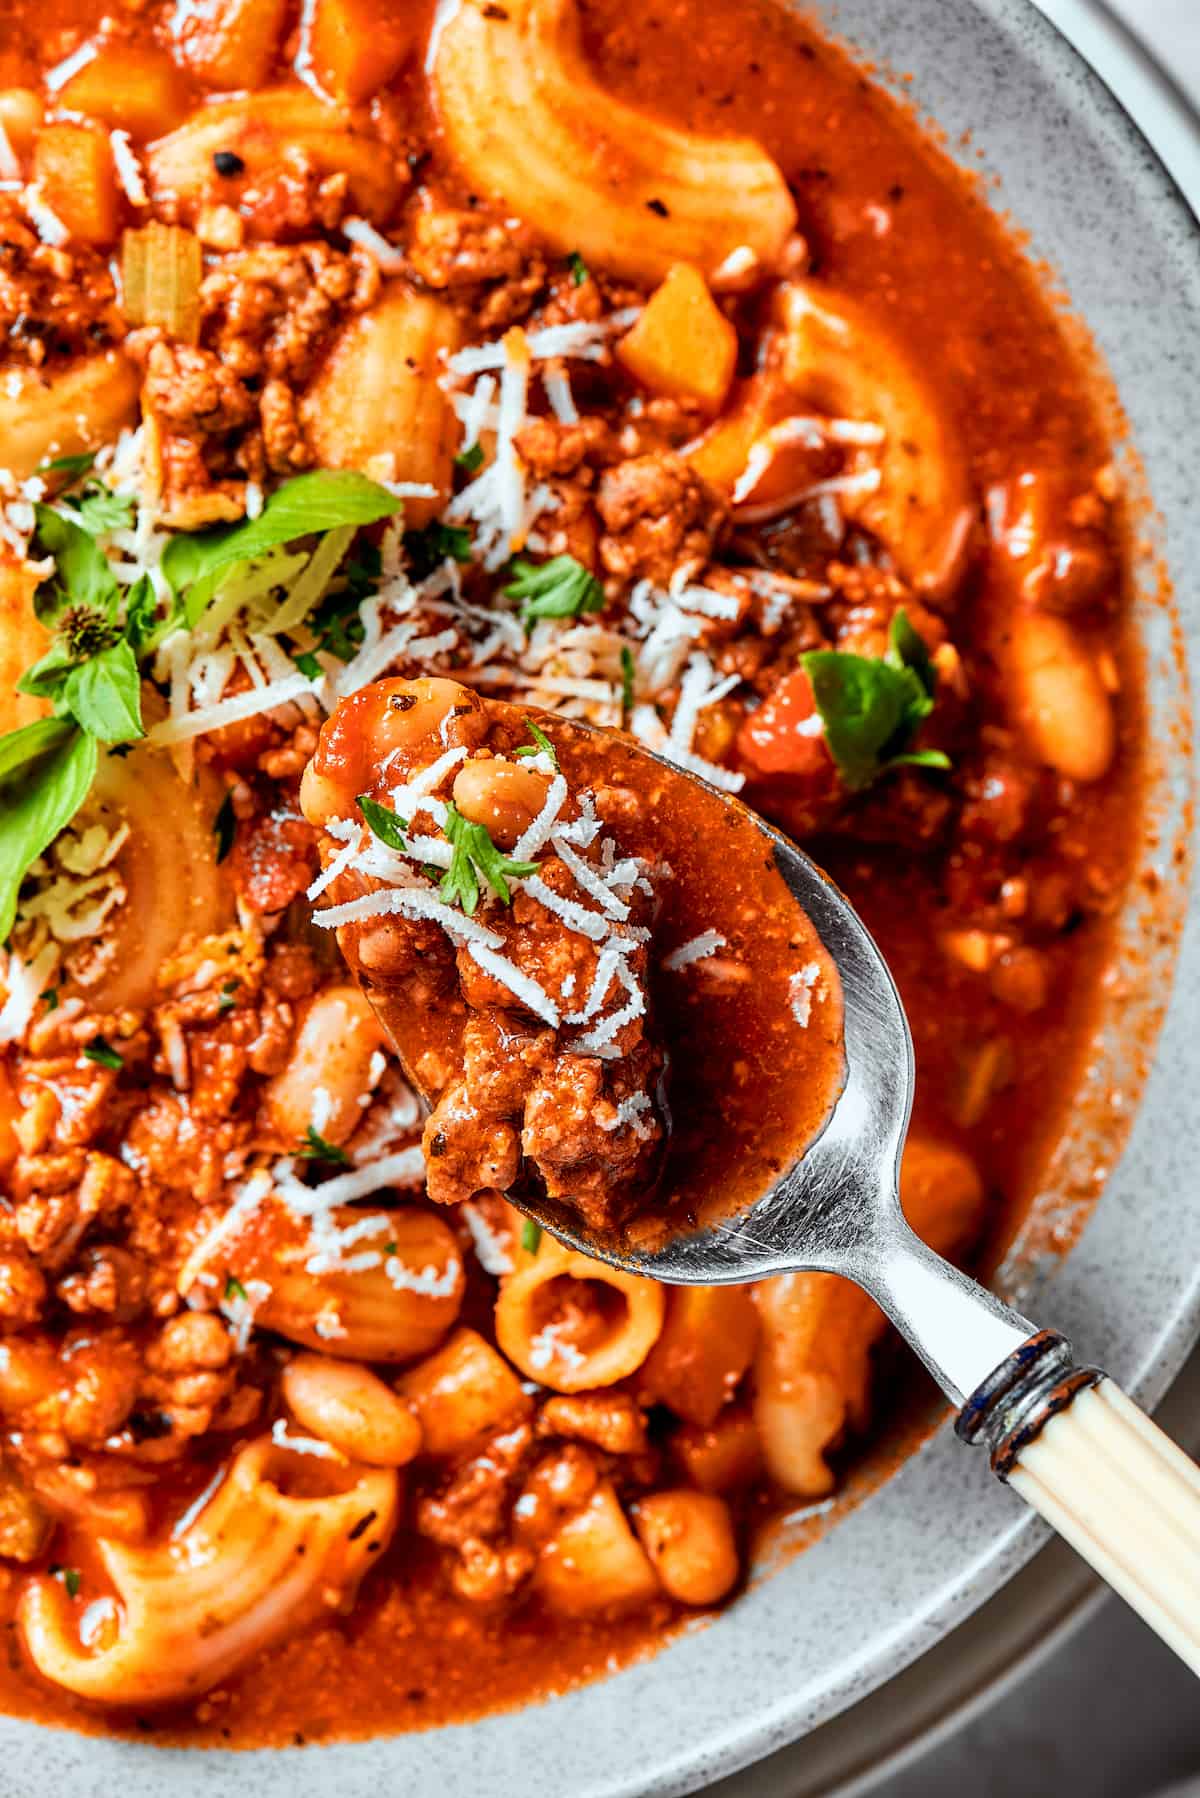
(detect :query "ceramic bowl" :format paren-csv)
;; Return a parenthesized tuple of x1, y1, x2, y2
(6, 2, 1198, 1793)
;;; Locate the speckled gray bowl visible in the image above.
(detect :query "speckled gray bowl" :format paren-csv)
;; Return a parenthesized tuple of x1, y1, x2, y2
(7, 3, 1199, 1794)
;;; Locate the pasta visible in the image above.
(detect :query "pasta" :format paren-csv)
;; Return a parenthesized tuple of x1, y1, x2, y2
(429, 0, 797, 284)
(633, 1490, 739, 1606)
(752, 1138, 987, 1496)
(18, 1437, 398, 1702)
(639, 1285, 759, 1427)
(0, 560, 46, 731)
(300, 285, 463, 527)
(496, 1237, 666, 1392)
(233, 1203, 466, 1363)
(146, 91, 399, 226)
(0, 352, 138, 482)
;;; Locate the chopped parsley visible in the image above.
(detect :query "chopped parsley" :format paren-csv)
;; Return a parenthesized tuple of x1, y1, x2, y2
(382, 1240, 398, 1257)
(39, 450, 96, 480)
(405, 521, 472, 582)
(217, 978, 239, 1015)
(299, 1126, 350, 1165)
(40, 983, 60, 1012)
(357, 793, 408, 851)
(567, 251, 589, 286)
(291, 649, 322, 679)
(213, 790, 236, 864)
(513, 719, 558, 769)
(439, 803, 540, 915)
(454, 442, 485, 475)
(801, 608, 951, 793)
(521, 1217, 542, 1255)
(224, 1274, 248, 1303)
(68, 480, 135, 537)
(50, 1565, 82, 1599)
(504, 554, 604, 628)
(83, 1035, 123, 1071)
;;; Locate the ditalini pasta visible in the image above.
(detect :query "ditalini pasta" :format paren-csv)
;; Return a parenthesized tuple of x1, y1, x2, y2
(18, 1438, 398, 1703)
(0, 0, 1140, 1742)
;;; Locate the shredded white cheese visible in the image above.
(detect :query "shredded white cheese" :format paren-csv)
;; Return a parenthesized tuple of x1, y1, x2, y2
(663, 930, 727, 972)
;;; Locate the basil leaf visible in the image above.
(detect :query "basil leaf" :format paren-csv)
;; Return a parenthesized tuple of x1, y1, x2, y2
(0, 717, 74, 782)
(32, 504, 119, 618)
(16, 639, 76, 701)
(0, 725, 97, 940)
(163, 471, 400, 627)
(63, 639, 144, 743)
(802, 608, 947, 793)
(122, 574, 160, 655)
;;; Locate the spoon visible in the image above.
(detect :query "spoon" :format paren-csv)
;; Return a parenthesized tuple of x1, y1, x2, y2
(500, 752, 1200, 1678)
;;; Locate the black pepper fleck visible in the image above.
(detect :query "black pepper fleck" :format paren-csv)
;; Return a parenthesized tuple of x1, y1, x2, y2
(212, 150, 245, 177)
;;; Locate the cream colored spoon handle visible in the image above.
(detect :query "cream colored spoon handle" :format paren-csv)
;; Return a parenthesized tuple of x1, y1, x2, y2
(1008, 1378, 1200, 1676)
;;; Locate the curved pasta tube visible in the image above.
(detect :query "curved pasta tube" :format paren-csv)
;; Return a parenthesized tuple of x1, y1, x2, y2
(233, 1202, 466, 1363)
(18, 1437, 398, 1703)
(639, 1285, 758, 1427)
(496, 1236, 665, 1393)
(301, 285, 462, 527)
(146, 90, 399, 225)
(752, 1137, 986, 1497)
(773, 282, 975, 597)
(0, 352, 139, 483)
(68, 747, 232, 1011)
(430, 0, 797, 285)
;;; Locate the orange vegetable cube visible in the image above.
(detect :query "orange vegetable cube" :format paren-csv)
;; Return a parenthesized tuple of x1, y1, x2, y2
(55, 44, 190, 142)
(176, 0, 288, 91)
(304, 0, 424, 105)
(683, 371, 776, 490)
(616, 262, 738, 412)
(32, 123, 119, 246)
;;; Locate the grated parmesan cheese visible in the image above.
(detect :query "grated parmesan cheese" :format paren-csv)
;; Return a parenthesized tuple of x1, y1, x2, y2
(663, 930, 727, 972)
(789, 962, 823, 1027)
(109, 130, 148, 206)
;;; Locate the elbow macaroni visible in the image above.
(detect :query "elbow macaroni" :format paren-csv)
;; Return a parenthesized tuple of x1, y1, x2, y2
(430, 0, 796, 285)
(19, 1437, 398, 1703)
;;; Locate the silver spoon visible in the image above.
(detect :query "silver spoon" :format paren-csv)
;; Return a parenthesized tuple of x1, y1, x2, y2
(508, 763, 1200, 1675)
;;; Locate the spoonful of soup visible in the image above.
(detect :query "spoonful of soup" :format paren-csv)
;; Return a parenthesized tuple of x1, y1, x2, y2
(302, 675, 1200, 1678)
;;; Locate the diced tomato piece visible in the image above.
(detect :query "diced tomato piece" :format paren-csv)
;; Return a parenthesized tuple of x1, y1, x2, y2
(737, 668, 831, 778)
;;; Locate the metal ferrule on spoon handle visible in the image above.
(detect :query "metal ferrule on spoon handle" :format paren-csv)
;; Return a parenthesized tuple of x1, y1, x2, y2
(866, 1219, 1200, 1679)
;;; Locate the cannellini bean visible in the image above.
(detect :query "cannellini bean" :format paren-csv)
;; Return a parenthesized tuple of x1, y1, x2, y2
(452, 758, 551, 849)
(264, 984, 385, 1147)
(1005, 610, 1115, 783)
(633, 1489, 739, 1605)
(282, 1353, 422, 1466)
(300, 677, 486, 824)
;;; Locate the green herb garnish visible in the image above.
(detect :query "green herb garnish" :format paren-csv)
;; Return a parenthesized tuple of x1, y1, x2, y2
(504, 554, 604, 629)
(41, 983, 60, 1011)
(357, 793, 408, 851)
(83, 1035, 123, 1071)
(291, 649, 322, 679)
(620, 645, 636, 722)
(224, 1274, 248, 1303)
(40, 451, 96, 480)
(299, 1126, 350, 1165)
(455, 442, 485, 475)
(439, 803, 540, 915)
(513, 719, 558, 769)
(213, 791, 236, 864)
(521, 1217, 542, 1254)
(405, 521, 473, 582)
(800, 608, 951, 793)
(50, 1565, 82, 1598)
(217, 978, 239, 1014)
(0, 724, 96, 941)
(567, 251, 589, 286)
(70, 480, 135, 536)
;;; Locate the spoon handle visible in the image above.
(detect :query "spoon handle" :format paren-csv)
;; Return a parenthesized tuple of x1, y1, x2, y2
(864, 1219, 1200, 1677)
(964, 1349, 1200, 1677)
